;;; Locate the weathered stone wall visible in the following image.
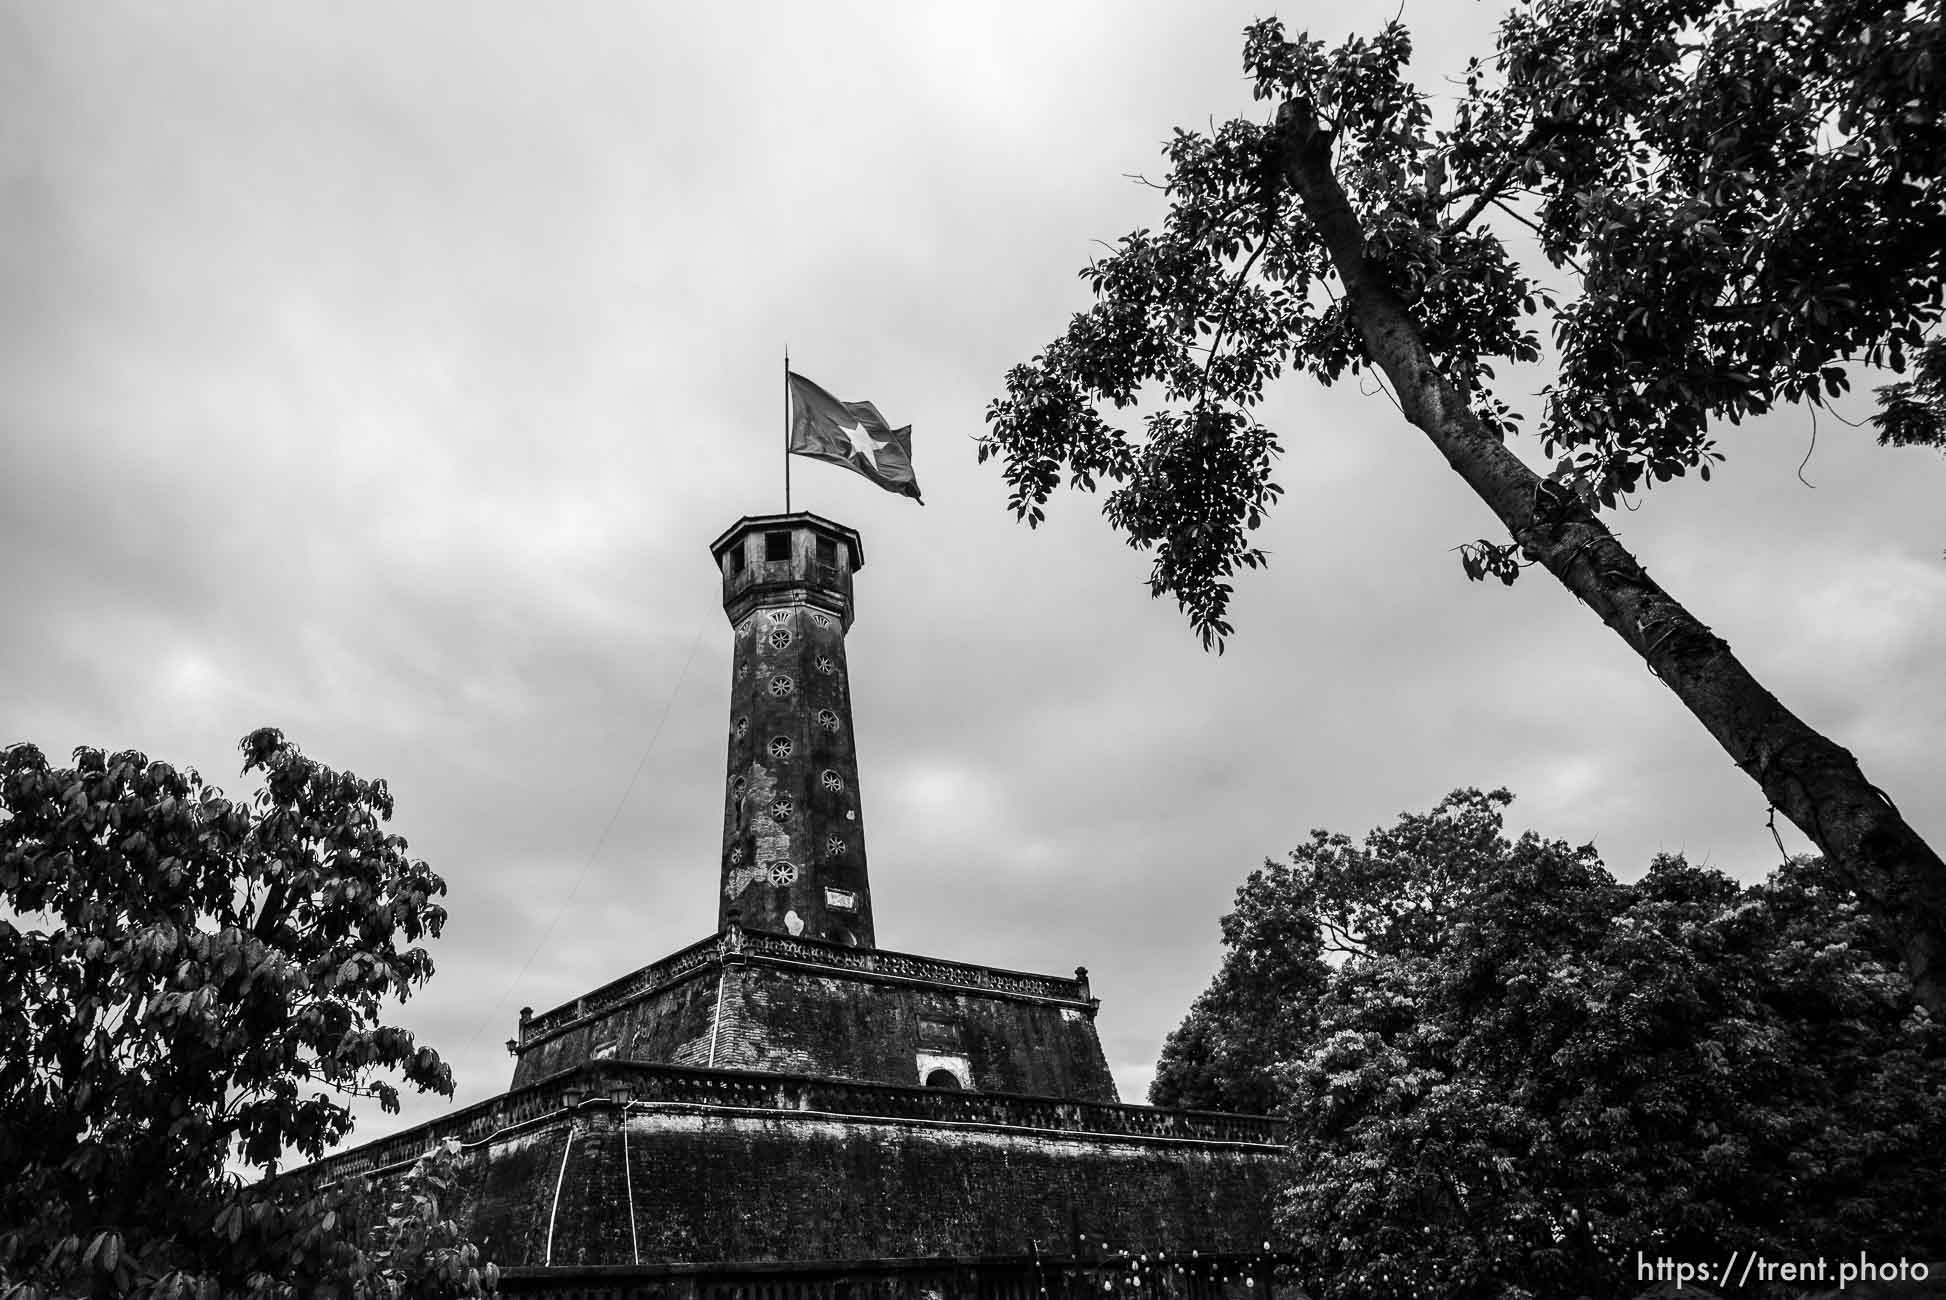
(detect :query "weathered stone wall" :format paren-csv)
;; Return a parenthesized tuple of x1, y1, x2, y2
(303, 1062, 1284, 1187)
(498, 1255, 1283, 1300)
(297, 1063, 1285, 1270)
(446, 1102, 1289, 1270)
(513, 966, 720, 1089)
(512, 937, 1115, 1100)
(714, 963, 1116, 1100)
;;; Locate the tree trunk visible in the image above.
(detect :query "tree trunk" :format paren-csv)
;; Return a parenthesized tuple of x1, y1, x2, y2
(1273, 100, 1946, 1022)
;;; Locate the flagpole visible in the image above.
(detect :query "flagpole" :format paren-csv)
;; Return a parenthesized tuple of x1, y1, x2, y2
(783, 347, 792, 514)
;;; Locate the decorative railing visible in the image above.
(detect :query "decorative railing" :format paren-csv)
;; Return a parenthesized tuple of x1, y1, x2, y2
(735, 932, 1090, 1003)
(499, 1253, 1287, 1300)
(523, 936, 721, 1039)
(521, 931, 1091, 1044)
(293, 1060, 1289, 1186)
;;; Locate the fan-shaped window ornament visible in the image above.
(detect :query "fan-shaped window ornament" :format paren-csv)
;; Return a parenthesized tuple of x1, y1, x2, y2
(825, 834, 845, 858)
(769, 736, 794, 761)
(767, 860, 798, 887)
(770, 796, 793, 822)
(821, 770, 844, 793)
(768, 675, 795, 698)
(815, 654, 836, 676)
(734, 717, 749, 739)
(767, 628, 793, 651)
(810, 612, 834, 630)
(816, 709, 840, 732)
(737, 617, 754, 638)
(766, 609, 792, 624)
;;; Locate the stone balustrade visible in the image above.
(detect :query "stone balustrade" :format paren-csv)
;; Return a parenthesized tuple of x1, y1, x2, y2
(520, 931, 1092, 1045)
(736, 932, 1090, 1002)
(294, 1060, 1288, 1186)
(522, 935, 722, 1039)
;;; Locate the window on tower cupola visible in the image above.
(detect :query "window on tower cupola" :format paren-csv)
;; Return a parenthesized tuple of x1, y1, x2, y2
(765, 531, 790, 562)
(815, 536, 837, 568)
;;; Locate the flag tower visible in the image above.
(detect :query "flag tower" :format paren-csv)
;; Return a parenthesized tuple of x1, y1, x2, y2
(709, 512, 875, 946)
(289, 495, 1288, 1290)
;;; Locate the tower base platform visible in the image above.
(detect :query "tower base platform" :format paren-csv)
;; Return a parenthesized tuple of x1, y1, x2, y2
(509, 928, 1120, 1102)
(299, 1060, 1292, 1293)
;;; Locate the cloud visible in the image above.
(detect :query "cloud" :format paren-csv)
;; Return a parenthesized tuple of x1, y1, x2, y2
(4, 0, 1941, 1156)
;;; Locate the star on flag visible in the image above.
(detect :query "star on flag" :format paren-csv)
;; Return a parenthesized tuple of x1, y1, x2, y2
(838, 420, 888, 469)
(786, 371, 922, 503)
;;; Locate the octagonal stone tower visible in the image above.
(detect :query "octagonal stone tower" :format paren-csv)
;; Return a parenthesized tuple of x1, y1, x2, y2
(709, 511, 875, 948)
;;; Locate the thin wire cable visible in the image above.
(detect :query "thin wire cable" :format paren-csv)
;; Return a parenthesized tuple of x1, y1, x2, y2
(458, 623, 707, 1058)
(1797, 404, 1819, 487)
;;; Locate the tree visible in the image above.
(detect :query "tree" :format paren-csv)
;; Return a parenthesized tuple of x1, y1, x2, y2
(0, 729, 497, 1298)
(1150, 862, 1329, 1114)
(337, 1144, 502, 1300)
(1161, 790, 1946, 1300)
(978, 0, 1946, 1019)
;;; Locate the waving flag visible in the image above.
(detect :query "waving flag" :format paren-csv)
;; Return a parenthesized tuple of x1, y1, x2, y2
(786, 371, 923, 504)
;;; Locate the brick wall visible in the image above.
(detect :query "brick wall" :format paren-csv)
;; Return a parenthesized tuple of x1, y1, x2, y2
(513, 967, 721, 1089)
(499, 1255, 1285, 1300)
(512, 943, 1115, 1101)
(447, 1102, 1289, 1270)
(714, 963, 1116, 1100)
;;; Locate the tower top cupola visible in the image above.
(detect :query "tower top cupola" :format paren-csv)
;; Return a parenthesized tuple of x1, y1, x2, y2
(710, 512, 865, 634)
(711, 512, 875, 947)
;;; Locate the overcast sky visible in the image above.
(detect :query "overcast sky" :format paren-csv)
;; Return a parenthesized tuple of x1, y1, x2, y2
(5, 1, 1943, 1147)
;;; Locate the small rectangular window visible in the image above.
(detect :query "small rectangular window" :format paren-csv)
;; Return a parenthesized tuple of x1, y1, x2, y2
(731, 547, 747, 575)
(764, 531, 791, 562)
(815, 536, 837, 567)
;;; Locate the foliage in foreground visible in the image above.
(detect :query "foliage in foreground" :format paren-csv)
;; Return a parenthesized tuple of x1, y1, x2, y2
(0, 730, 496, 1297)
(1154, 790, 1946, 1300)
(986, 0, 1943, 642)
(980, 0, 1946, 1029)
